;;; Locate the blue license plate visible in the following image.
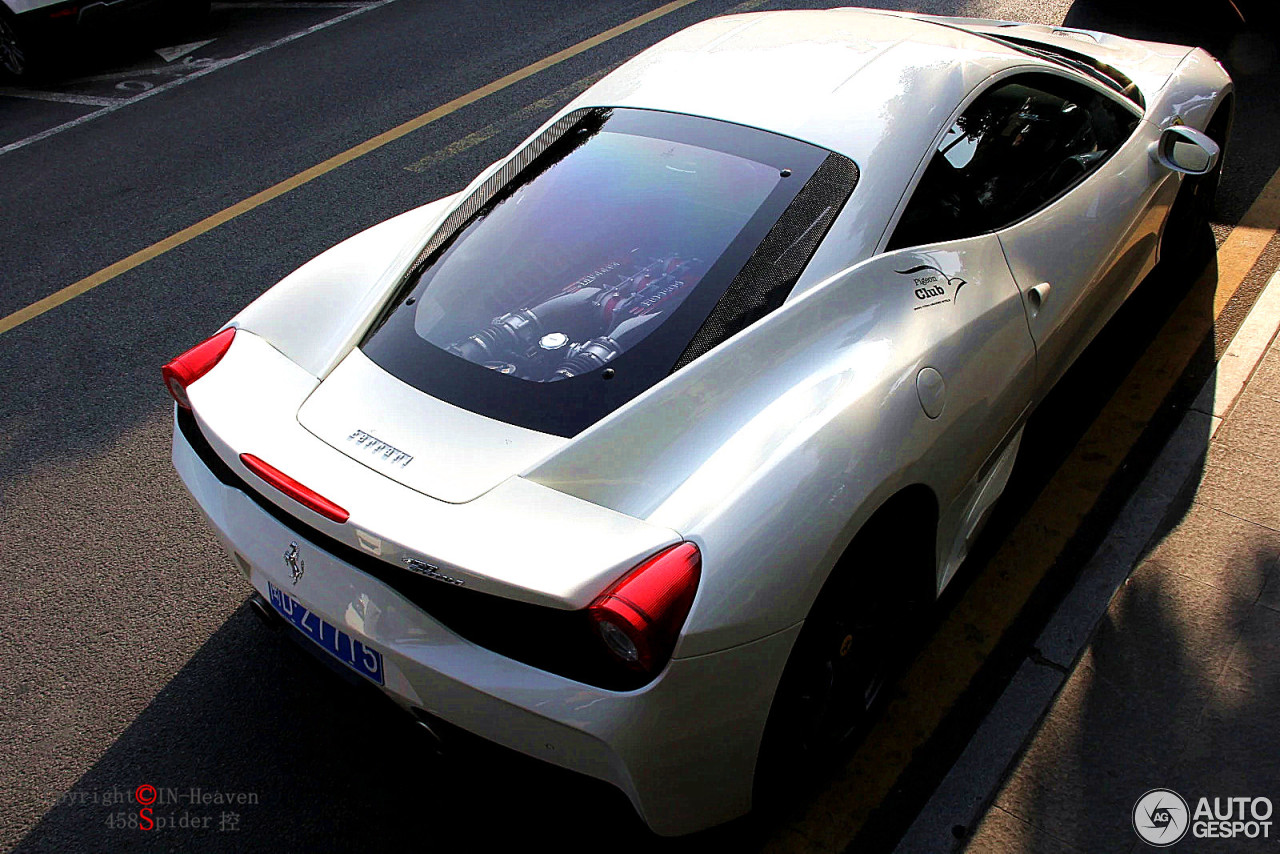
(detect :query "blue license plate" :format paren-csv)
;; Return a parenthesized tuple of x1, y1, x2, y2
(267, 583, 384, 685)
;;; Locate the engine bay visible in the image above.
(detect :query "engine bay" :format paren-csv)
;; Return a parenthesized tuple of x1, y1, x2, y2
(445, 251, 704, 382)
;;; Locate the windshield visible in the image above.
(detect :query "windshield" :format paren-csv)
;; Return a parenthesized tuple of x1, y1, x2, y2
(362, 108, 839, 436)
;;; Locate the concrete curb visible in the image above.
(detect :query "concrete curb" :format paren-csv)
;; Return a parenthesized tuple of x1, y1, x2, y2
(892, 267, 1280, 854)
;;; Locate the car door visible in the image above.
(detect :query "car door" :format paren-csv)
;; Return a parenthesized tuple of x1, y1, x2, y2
(976, 73, 1152, 393)
(891, 71, 1153, 394)
(881, 135, 1043, 585)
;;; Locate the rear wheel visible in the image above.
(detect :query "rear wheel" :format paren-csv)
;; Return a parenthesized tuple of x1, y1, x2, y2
(755, 513, 928, 797)
(0, 14, 33, 79)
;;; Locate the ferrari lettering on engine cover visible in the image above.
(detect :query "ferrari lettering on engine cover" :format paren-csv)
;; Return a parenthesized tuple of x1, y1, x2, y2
(346, 429, 413, 468)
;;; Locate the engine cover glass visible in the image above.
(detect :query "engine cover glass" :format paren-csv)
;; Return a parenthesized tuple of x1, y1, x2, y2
(362, 108, 832, 436)
(414, 129, 780, 382)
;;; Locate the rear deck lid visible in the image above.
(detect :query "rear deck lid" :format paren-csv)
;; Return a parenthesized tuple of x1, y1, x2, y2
(297, 348, 564, 504)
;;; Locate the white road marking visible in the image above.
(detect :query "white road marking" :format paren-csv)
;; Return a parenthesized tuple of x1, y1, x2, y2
(0, 0, 398, 158)
(0, 88, 122, 107)
(154, 39, 216, 62)
(1192, 267, 1280, 421)
(64, 58, 217, 83)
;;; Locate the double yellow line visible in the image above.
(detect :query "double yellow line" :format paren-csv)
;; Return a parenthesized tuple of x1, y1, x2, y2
(0, 0, 702, 338)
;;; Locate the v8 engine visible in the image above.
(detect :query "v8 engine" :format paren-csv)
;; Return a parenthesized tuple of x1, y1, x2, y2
(446, 253, 702, 382)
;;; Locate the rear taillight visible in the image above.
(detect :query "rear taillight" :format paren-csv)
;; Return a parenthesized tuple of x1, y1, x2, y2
(239, 454, 350, 523)
(588, 542, 700, 674)
(162, 327, 236, 409)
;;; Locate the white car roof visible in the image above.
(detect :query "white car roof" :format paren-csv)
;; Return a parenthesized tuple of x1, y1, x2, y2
(576, 9, 1032, 166)
(569, 8, 1045, 275)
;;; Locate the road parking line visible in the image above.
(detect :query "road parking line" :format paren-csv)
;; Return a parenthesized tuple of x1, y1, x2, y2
(0, 0, 702, 338)
(1213, 170, 1280, 314)
(769, 166, 1280, 851)
(0, 0, 400, 159)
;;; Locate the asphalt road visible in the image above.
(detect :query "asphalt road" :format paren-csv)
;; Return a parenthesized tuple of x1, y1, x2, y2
(1, 1, 1277, 852)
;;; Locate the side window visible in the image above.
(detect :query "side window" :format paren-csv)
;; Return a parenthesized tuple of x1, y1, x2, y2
(888, 73, 1140, 250)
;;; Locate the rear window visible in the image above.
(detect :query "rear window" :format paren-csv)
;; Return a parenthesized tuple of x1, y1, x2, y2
(362, 108, 841, 436)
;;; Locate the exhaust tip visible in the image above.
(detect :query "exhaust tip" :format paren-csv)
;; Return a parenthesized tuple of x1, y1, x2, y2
(410, 710, 448, 757)
(248, 593, 280, 629)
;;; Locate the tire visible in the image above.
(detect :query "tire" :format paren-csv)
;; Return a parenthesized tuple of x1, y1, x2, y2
(0, 13, 33, 80)
(754, 511, 928, 800)
(1197, 104, 1232, 219)
(1160, 105, 1230, 265)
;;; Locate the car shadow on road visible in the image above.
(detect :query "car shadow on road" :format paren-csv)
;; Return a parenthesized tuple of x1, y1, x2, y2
(10, 592, 793, 852)
(953, 3, 1280, 851)
(991, 483, 1280, 853)
(9, 601, 665, 852)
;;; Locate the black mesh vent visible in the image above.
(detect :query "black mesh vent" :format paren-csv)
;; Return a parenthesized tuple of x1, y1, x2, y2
(672, 153, 858, 371)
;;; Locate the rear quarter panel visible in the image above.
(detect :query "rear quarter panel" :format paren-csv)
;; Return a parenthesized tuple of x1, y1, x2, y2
(1143, 47, 1234, 132)
(232, 194, 459, 378)
(529, 236, 1035, 656)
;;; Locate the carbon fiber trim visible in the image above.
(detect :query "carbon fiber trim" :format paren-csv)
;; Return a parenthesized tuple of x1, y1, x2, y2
(672, 153, 859, 371)
(408, 108, 601, 273)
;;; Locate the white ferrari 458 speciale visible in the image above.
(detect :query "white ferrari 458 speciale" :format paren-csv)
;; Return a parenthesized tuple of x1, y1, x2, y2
(166, 7, 1233, 835)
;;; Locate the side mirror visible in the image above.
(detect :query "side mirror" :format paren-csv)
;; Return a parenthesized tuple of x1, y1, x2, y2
(1152, 125, 1220, 176)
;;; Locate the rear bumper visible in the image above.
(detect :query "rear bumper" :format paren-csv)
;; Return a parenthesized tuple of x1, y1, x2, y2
(11, 0, 180, 40)
(172, 409, 798, 836)
(76, 0, 176, 28)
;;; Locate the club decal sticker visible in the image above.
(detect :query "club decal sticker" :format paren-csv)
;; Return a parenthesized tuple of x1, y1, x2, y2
(896, 263, 968, 311)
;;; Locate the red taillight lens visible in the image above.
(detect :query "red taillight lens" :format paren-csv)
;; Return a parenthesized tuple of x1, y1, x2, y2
(588, 542, 701, 674)
(240, 453, 350, 523)
(162, 327, 236, 409)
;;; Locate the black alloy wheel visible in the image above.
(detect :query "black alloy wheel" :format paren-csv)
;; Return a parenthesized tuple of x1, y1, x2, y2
(0, 15, 29, 78)
(756, 516, 925, 797)
(784, 567, 900, 756)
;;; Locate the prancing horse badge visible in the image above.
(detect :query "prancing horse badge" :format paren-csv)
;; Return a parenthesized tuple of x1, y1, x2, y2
(284, 542, 305, 585)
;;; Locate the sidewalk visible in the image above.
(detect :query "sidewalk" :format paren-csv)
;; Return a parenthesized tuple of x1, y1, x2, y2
(959, 274, 1280, 852)
(889, 267, 1280, 854)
